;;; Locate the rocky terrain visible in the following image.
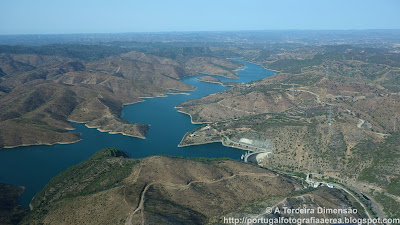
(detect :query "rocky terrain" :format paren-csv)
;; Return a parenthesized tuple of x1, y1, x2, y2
(0, 47, 242, 149)
(184, 57, 240, 79)
(178, 46, 400, 218)
(19, 148, 365, 225)
(1, 33, 400, 223)
(197, 76, 223, 85)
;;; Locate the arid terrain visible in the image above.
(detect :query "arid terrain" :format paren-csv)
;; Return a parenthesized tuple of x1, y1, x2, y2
(178, 45, 400, 218)
(1, 31, 400, 224)
(0, 47, 242, 148)
(20, 148, 366, 225)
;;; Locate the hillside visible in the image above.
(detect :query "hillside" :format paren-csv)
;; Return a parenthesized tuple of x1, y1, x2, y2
(0, 46, 242, 148)
(21, 148, 365, 225)
(178, 47, 400, 218)
(0, 183, 27, 225)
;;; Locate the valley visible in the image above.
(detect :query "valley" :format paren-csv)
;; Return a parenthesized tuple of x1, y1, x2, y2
(178, 44, 400, 219)
(1, 30, 400, 224)
(0, 47, 242, 148)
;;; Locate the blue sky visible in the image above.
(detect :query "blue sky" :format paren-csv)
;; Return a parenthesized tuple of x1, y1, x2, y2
(0, 0, 399, 34)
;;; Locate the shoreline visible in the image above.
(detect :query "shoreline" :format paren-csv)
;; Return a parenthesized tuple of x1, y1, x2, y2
(84, 124, 146, 139)
(2, 60, 255, 150)
(178, 140, 221, 147)
(174, 108, 213, 125)
(83, 90, 195, 139)
(252, 62, 280, 73)
(176, 59, 278, 153)
(177, 137, 257, 153)
(2, 138, 82, 150)
(122, 91, 193, 106)
(2, 89, 193, 150)
(233, 58, 280, 73)
(196, 78, 236, 87)
(260, 65, 280, 73)
(234, 65, 247, 72)
(186, 71, 240, 79)
(196, 78, 223, 85)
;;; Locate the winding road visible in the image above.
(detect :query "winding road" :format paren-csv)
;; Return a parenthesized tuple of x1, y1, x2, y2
(124, 171, 277, 225)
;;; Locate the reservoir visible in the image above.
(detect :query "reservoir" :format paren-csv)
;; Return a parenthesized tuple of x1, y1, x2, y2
(0, 60, 275, 207)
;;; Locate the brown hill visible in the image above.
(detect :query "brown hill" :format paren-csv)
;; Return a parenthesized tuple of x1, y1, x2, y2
(0, 49, 243, 148)
(21, 149, 364, 225)
(184, 57, 242, 78)
(177, 59, 400, 218)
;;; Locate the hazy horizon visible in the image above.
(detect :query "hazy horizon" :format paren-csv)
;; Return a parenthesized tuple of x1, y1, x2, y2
(1, 0, 399, 35)
(2, 28, 400, 36)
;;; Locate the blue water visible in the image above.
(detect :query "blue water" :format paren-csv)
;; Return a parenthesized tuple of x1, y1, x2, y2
(0, 60, 274, 207)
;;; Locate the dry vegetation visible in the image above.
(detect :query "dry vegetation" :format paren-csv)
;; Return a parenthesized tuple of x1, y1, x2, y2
(178, 51, 400, 218)
(0, 50, 242, 148)
(21, 148, 365, 225)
